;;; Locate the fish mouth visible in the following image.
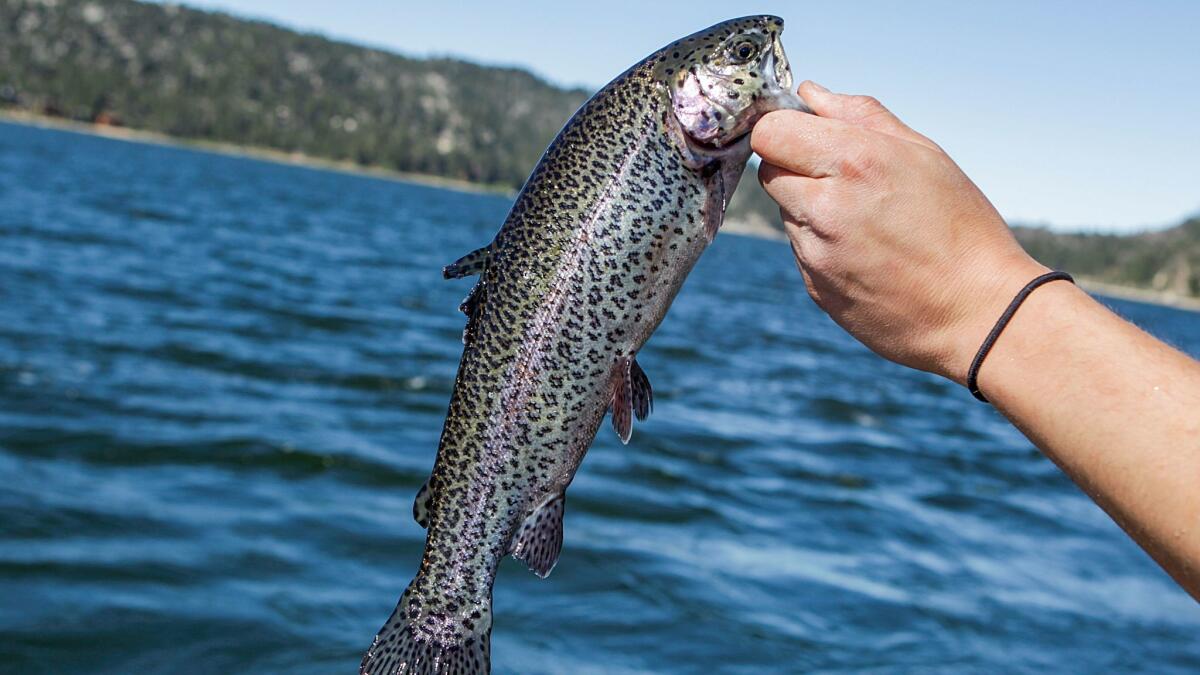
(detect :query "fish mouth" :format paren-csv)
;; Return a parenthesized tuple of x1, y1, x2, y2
(668, 29, 809, 160)
(760, 39, 809, 114)
(684, 37, 811, 153)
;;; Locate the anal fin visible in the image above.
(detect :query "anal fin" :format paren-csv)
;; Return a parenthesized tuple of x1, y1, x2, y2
(611, 355, 653, 444)
(510, 492, 565, 578)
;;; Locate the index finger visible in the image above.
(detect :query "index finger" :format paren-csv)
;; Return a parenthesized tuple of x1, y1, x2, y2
(797, 81, 941, 153)
(750, 109, 872, 179)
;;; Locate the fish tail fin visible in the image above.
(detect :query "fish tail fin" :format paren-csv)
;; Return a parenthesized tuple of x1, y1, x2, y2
(360, 583, 492, 675)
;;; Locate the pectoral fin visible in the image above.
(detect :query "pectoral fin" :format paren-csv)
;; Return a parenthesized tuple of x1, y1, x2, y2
(510, 492, 565, 578)
(702, 162, 727, 243)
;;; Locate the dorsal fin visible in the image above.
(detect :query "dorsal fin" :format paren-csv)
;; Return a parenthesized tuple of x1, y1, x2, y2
(509, 492, 565, 578)
(459, 280, 485, 344)
(445, 245, 491, 345)
(412, 477, 433, 528)
(443, 244, 492, 279)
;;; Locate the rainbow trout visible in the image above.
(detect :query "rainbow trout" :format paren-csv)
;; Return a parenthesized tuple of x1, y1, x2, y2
(362, 15, 808, 675)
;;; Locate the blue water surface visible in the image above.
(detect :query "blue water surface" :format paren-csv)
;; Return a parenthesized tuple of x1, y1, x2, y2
(1, 121, 1197, 673)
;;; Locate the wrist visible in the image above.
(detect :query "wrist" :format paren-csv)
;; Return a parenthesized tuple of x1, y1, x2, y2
(970, 280, 1092, 403)
(935, 255, 1052, 387)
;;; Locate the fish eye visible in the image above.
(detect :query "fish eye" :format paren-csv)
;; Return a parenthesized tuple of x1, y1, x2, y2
(729, 40, 759, 63)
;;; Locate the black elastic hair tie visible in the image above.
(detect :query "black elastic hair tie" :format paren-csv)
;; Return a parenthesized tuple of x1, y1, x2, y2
(967, 270, 1075, 403)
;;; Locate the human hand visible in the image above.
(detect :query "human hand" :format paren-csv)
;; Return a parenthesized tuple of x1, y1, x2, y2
(752, 82, 1049, 385)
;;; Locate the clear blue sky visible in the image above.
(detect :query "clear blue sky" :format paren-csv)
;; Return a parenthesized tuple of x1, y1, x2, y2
(168, 0, 1199, 233)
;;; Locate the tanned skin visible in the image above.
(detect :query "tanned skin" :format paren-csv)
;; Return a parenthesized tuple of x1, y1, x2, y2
(754, 81, 1200, 601)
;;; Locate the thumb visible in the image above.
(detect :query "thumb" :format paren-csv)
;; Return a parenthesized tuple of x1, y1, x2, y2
(798, 81, 940, 152)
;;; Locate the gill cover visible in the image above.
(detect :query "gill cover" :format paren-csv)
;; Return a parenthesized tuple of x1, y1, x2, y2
(655, 15, 810, 149)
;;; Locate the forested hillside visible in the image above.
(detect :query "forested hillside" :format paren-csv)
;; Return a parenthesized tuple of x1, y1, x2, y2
(1015, 219, 1200, 298)
(0, 0, 587, 187)
(2, 0, 1196, 299)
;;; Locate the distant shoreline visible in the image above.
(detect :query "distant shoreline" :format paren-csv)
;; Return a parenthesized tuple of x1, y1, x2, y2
(3, 109, 1196, 314)
(0, 108, 512, 198)
(1075, 278, 1200, 312)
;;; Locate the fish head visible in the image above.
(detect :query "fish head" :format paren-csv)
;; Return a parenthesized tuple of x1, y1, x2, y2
(656, 15, 810, 152)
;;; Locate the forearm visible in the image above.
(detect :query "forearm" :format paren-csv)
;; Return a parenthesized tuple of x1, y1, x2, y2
(755, 83, 1200, 599)
(976, 281, 1200, 598)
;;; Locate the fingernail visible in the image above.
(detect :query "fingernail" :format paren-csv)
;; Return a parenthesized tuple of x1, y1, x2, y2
(807, 81, 830, 93)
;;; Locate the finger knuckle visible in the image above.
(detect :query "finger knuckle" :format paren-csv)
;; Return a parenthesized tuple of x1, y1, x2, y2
(798, 238, 833, 272)
(792, 260, 824, 304)
(836, 149, 882, 182)
(756, 161, 780, 187)
(806, 186, 836, 216)
(799, 267, 833, 313)
(805, 281, 825, 308)
(851, 94, 885, 112)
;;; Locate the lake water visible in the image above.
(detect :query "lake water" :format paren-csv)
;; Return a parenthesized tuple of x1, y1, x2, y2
(1, 121, 1198, 673)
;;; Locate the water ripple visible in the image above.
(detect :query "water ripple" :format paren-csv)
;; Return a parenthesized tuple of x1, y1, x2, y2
(1, 122, 1198, 673)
